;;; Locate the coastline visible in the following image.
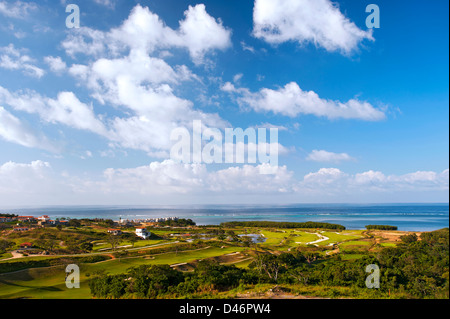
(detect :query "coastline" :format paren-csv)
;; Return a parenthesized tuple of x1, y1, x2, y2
(1, 204, 448, 232)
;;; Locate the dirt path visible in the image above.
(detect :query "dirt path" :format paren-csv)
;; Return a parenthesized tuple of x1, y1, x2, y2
(2, 251, 24, 261)
(305, 233, 329, 246)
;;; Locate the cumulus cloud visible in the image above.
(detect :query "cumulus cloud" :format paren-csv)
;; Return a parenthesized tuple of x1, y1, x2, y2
(253, 0, 374, 55)
(0, 107, 55, 151)
(44, 56, 67, 73)
(306, 150, 355, 163)
(0, 44, 45, 78)
(0, 159, 447, 205)
(0, 1, 37, 19)
(90, 161, 294, 196)
(58, 4, 234, 157)
(222, 81, 386, 121)
(62, 4, 231, 64)
(299, 168, 449, 194)
(0, 86, 108, 136)
(0, 160, 53, 196)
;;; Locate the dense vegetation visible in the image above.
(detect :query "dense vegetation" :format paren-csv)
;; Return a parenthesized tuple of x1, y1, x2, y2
(89, 228, 449, 299)
(366, 225, 398, 230)
(221, 221, 346, 231)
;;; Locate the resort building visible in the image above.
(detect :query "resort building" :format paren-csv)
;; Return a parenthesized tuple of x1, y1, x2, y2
(20, 242, 33, 249)
(38, 215, 51, 222)
(136, 227, 151, 239)
(0, 217, 15, 223)
(17, 216, 36, 222)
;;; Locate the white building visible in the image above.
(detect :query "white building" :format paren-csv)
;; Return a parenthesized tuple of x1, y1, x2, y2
(136, 227, 151, 239)
(38, 215, 51, 222)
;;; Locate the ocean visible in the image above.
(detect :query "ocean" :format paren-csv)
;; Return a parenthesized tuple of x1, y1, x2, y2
(2, 204, 449, 232)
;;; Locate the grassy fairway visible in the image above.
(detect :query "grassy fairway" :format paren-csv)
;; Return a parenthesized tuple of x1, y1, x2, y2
(289, 231, 321, 244)
(92, 239, 167, 252)
(260, 230, 320, 248)
(0, 246, 246, 299)
(316, 231, 364, 246)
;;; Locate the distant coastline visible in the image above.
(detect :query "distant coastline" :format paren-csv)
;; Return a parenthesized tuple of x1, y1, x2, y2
(1, 204, 448, 232)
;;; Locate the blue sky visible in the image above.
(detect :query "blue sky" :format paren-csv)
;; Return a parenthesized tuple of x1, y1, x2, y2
(0, 0, 448, 206)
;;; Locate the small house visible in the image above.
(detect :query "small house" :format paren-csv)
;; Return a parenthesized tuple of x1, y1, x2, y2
(136, 227, 151, 239)
(20, 242, 33, 249)
(38, 215, 51, 222)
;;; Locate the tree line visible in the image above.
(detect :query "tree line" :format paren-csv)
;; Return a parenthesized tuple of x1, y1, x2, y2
(220, 221, 346, 231)
(366, 225, 398, 230)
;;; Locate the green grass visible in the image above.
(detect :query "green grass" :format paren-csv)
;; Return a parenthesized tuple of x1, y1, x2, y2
(316, 231, 364, 246)
(379, 242, 397, 248)
(0, 252, 12, 260)
(339, 240, 372, 247)
(0, 246, 246, 299)
(340, 254, 366, 260)
(91, 239, 167, 251)
(259, 230, 289, 246)
(289, 231, 320, 244)
(260, 230, 322, 249)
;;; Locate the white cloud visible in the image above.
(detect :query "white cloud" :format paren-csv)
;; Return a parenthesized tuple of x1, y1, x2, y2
(0, 106, 55, 151)
(233, 73, 243, 83)
(44, 56, 67, 73)
(61, 5, 232, 157)
(0, 158, 447, 205)
(0, 1, 37, 19)
(302, 168, 348, 188)
(252, 123, 289, 131)
(300, 168, 449, 194)
(93, 0, 116, 9)
(95, 161, 295, 196)
(253, 0, 374, 55)
(0, 44, 45, 78)
(241, 41, 256, 53)
(306, 150, 355, 163)
(222, 81, 386, 121)
(0, 86, 108, 136)
(62, 4, 232, 65)
(208, 163, 294, 193)
(0, 160, 52, 196)
(178, 4, 232, 64)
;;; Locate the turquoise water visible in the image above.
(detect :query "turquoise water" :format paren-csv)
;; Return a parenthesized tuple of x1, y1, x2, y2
(3, 204, 448, 231)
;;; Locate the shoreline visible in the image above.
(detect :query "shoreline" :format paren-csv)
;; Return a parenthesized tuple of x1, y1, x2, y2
(1, 203, 448, 233)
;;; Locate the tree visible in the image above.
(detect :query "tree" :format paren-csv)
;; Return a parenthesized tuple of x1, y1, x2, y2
(289, 267, 310, 285)
(68, 219, 81, 228)
(129, 235, 139, 248)
(107, 234, 121, 251)
(0, 239, 13, 253)
(241, 235, 253, 247)
(253, 254, 282, 282)
(303, 251, 319, 264)
(401, 233, 418, 244)
(80, 242, 94, 252)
